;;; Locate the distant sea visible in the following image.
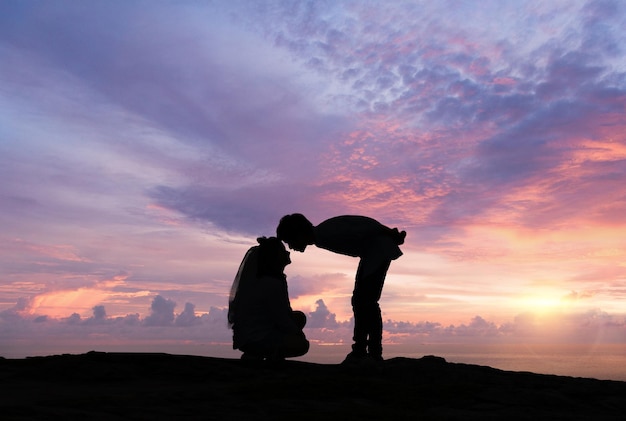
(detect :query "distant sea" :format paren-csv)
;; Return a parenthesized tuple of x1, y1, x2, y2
(304, 343, 626, 382)
(197, 342, 626, 381)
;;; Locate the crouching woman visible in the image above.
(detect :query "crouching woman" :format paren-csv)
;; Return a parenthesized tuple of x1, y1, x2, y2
(228, 237, 309, 360)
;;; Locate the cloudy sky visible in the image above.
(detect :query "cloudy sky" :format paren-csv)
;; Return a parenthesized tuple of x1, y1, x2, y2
(1, 0, 625, 359)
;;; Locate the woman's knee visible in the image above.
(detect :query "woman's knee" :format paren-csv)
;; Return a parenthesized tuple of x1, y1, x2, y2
(282, 334, 309, 358)
(291, 310, 307, 329)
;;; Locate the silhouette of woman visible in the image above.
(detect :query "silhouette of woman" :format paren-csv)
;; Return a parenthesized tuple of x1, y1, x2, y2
(228, 237, 309, 360)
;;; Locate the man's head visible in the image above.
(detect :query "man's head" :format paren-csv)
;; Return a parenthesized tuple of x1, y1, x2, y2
(276, 213, 314, 252)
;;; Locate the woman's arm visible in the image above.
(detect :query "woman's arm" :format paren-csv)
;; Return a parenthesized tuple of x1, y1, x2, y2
(264, 277, 300, 334)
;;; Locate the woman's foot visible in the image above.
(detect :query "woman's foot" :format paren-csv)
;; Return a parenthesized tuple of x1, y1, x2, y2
(241, 352, 264, 361)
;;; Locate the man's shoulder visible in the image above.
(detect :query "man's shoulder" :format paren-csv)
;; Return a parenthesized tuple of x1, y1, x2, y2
(319, 215, 379, 226)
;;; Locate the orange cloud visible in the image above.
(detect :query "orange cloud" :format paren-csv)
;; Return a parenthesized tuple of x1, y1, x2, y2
(26, 274, 151, 318)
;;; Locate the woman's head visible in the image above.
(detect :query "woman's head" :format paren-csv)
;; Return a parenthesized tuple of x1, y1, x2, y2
(256, 236, 291, 277)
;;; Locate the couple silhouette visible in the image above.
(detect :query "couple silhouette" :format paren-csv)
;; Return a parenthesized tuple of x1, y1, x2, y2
(228, 214, 406, 364)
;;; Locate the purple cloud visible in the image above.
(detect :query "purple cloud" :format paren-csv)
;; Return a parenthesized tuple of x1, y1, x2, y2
(307, 299, 342, 329)
(143, 295, 176, 327)
(175, 302, 201, 327)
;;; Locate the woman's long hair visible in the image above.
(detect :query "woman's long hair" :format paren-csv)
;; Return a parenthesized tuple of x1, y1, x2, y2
(227, 245, 259, 329)
(227, 237, 288, 329)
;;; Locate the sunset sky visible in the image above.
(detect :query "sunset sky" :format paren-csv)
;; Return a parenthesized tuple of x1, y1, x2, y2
(1, 0, 625, 360)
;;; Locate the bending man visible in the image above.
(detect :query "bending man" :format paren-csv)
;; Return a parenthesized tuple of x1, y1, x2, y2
(277, 214, 405, 363)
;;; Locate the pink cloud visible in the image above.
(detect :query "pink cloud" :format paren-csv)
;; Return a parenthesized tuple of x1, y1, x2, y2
(2, 296, 624, 361)
(493, 77, 517, 86)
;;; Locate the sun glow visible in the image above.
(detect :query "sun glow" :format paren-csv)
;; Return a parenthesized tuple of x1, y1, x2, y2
(517, 294, 565, 316)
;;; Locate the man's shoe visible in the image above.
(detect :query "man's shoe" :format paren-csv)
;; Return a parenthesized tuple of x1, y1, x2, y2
(341, 350, 369, 365)
(368, 353, 384, 362)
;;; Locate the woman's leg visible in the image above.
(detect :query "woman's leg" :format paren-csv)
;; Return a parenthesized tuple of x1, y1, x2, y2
(281, 333, 310, 358)
(242, 330, 309, 360)
(291, 310, 307, 330)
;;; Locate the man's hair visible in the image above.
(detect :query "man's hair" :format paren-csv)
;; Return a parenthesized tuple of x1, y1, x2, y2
(276, 213, 313, 242)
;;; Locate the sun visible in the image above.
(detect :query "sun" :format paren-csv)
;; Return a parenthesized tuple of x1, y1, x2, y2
(516, 294, 564, 316)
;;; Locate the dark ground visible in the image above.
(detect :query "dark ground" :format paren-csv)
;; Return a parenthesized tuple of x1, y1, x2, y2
(1, 352, 625, 420)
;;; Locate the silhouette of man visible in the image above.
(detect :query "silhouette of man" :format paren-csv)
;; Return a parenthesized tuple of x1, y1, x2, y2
(277, 214, 405, 363)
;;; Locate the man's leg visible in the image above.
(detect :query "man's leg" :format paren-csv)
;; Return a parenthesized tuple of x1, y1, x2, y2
(350, 293, 369, 356)
(351, 260, 390, 358)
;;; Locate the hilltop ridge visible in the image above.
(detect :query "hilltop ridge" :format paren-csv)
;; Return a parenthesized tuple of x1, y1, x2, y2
(1, 352, 625, 420)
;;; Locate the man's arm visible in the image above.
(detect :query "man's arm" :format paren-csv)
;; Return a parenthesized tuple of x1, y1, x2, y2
(382, 226, 407, 245)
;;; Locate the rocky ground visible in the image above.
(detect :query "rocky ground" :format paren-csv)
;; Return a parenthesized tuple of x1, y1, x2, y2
(1, 352, 625, 420)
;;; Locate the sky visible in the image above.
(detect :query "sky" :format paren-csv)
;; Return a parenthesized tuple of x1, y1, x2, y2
(1, 0, 625, 361)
